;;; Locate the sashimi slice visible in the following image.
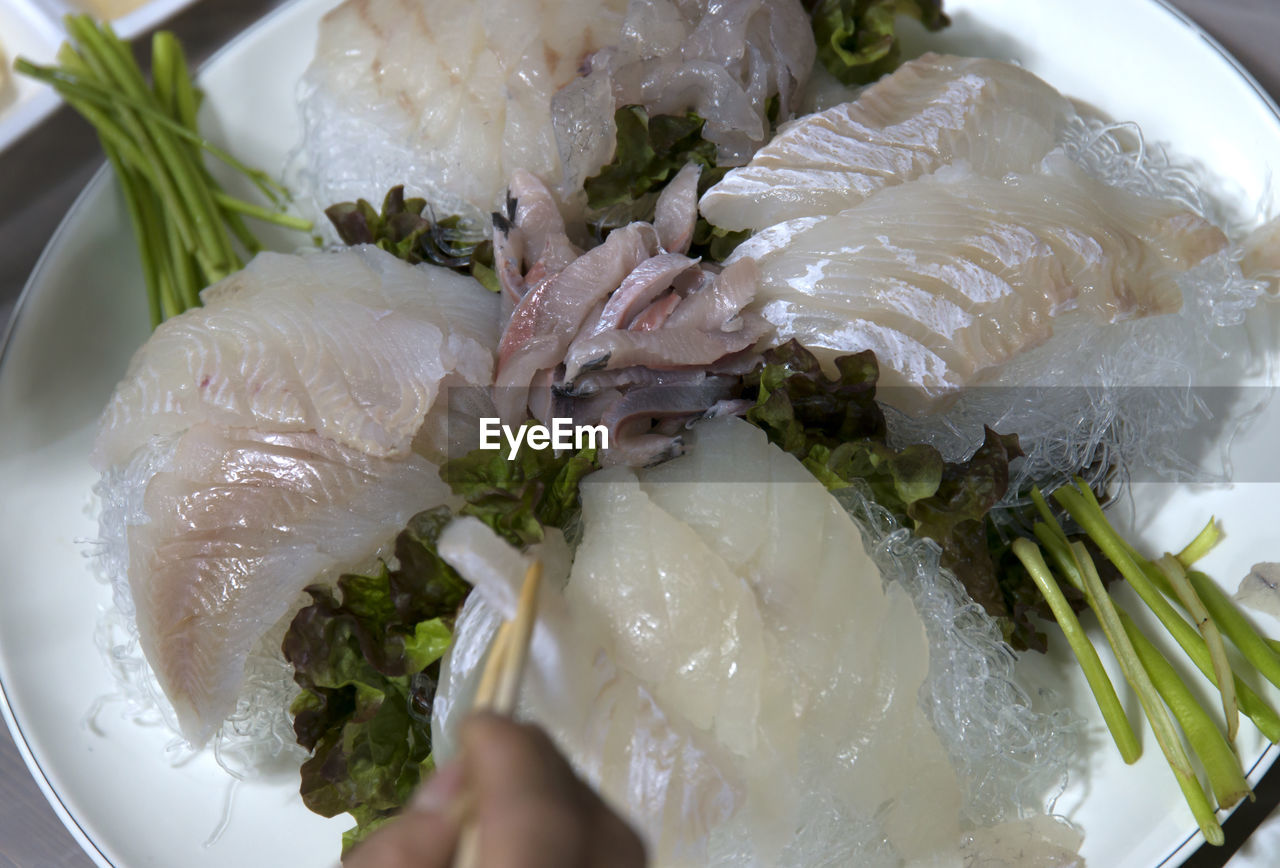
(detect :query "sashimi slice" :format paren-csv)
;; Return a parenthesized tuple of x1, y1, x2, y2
(430, 555, 742, 867)
(299, 0, 627, 230)
(93, 246, 499, 469)
(700, 53, 1078, 231)
(128, 425, 451, 744)
(433, 417, 973, 865)
(94, 245, 496, 745)
(567, 469, 767, 758)
(731, 160, 1226, 410)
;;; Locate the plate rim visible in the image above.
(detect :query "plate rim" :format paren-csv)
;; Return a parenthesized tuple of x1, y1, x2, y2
(1149, 0, 1280, 137)
(0, 0, 209, 156)
(0, 1, 315, 864)
(1, 0, 1279, 865)
(0, 163, 115, 866)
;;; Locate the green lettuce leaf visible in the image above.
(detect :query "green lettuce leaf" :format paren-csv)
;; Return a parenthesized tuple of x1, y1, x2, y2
(325, 185, 499, 291)
(807, 0, 950, 85)
(282, 507, 466, 853)
(286, 440, 599, 852)
(690, 221, 752, 263)
(583, 105, 751, 263)
(584, 107, 723, 209)
(906, 428, 1022, 623)
(741, 341, 1058, 650)
(442, 433, 600, 548)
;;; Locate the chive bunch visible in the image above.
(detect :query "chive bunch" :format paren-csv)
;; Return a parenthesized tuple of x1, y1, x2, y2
(17, 17, 310, 327)
(1015, 481, 1280, 846)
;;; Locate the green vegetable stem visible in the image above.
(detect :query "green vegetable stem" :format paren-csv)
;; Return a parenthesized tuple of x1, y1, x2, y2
(1157, 554, 1239, 741)
(1012, 539, 1140, 763)
(1013, 478, 1280, 846)
(1056, 480, 1280, 728)
(17, 17, 311, 327)
(1120, 608, 1250, 814)
(1070, 542, 1226, 847)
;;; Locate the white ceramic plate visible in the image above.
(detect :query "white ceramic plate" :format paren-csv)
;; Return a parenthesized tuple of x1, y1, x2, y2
(2, 0, 1280, 865)
(0, 0, 205, 154)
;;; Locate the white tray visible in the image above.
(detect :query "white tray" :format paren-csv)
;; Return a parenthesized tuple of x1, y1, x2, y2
(0, 0, 203, 153)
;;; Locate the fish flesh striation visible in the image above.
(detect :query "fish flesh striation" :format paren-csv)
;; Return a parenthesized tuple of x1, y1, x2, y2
(731, 159, 1226, 410)
(700, 53, 1078, 232)
(299, 0, 627, 231)
(128, 425, 450, 745)
(732, 161, 1218, 412)
(701, 54, 1227, 411)
(94, 246, 500, 469)
(433, 418, 975, 865)
(94, 246, 496, 743)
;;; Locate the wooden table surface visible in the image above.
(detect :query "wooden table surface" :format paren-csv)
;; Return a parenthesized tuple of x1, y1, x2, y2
(3, 0, 1280, 866)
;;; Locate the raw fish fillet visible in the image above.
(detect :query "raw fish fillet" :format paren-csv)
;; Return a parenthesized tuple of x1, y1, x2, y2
(699, 53, 1078, 231)
(730, 159, 1226, 410)
(128, 425, 450, 744)
(433, 418, 977, 865)
(93, 246, 500, 469)
(552, 0, 815, 192)
(584, 0, 813, 165)
(299, 0, 626, 231)
(489, 171, 766, 460)
(94, 246, 497, 743)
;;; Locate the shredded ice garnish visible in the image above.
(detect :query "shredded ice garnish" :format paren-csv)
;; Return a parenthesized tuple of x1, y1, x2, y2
(834, 482, 1078, 828)
(86, 435, 305, 783)
(888, 116, 1274, 494)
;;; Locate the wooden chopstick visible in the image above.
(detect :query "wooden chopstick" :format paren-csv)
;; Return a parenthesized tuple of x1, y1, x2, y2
(451, 560, 543, 868)
(494, 560, 542, 713)
(471, 621, 513, 711)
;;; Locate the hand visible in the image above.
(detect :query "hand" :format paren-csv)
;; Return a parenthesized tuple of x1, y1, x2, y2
(344, 713, 647, 868)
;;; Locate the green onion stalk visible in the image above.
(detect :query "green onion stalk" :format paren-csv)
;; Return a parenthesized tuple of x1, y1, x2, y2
(1014, 479, 1280, 847)
(17, 17, 311, 327)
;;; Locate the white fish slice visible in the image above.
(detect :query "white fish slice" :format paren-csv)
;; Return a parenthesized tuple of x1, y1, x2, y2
(433, 418, 975, 865)
(94, 245, 498, 744)
(732, 160, 1226, 410)
(569, 467, 768, 757)
(93, 246, 500, 469)
(299, 0, 628, 231)
(699, 53, 1078, 231)
(128, 425, 452, 745)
